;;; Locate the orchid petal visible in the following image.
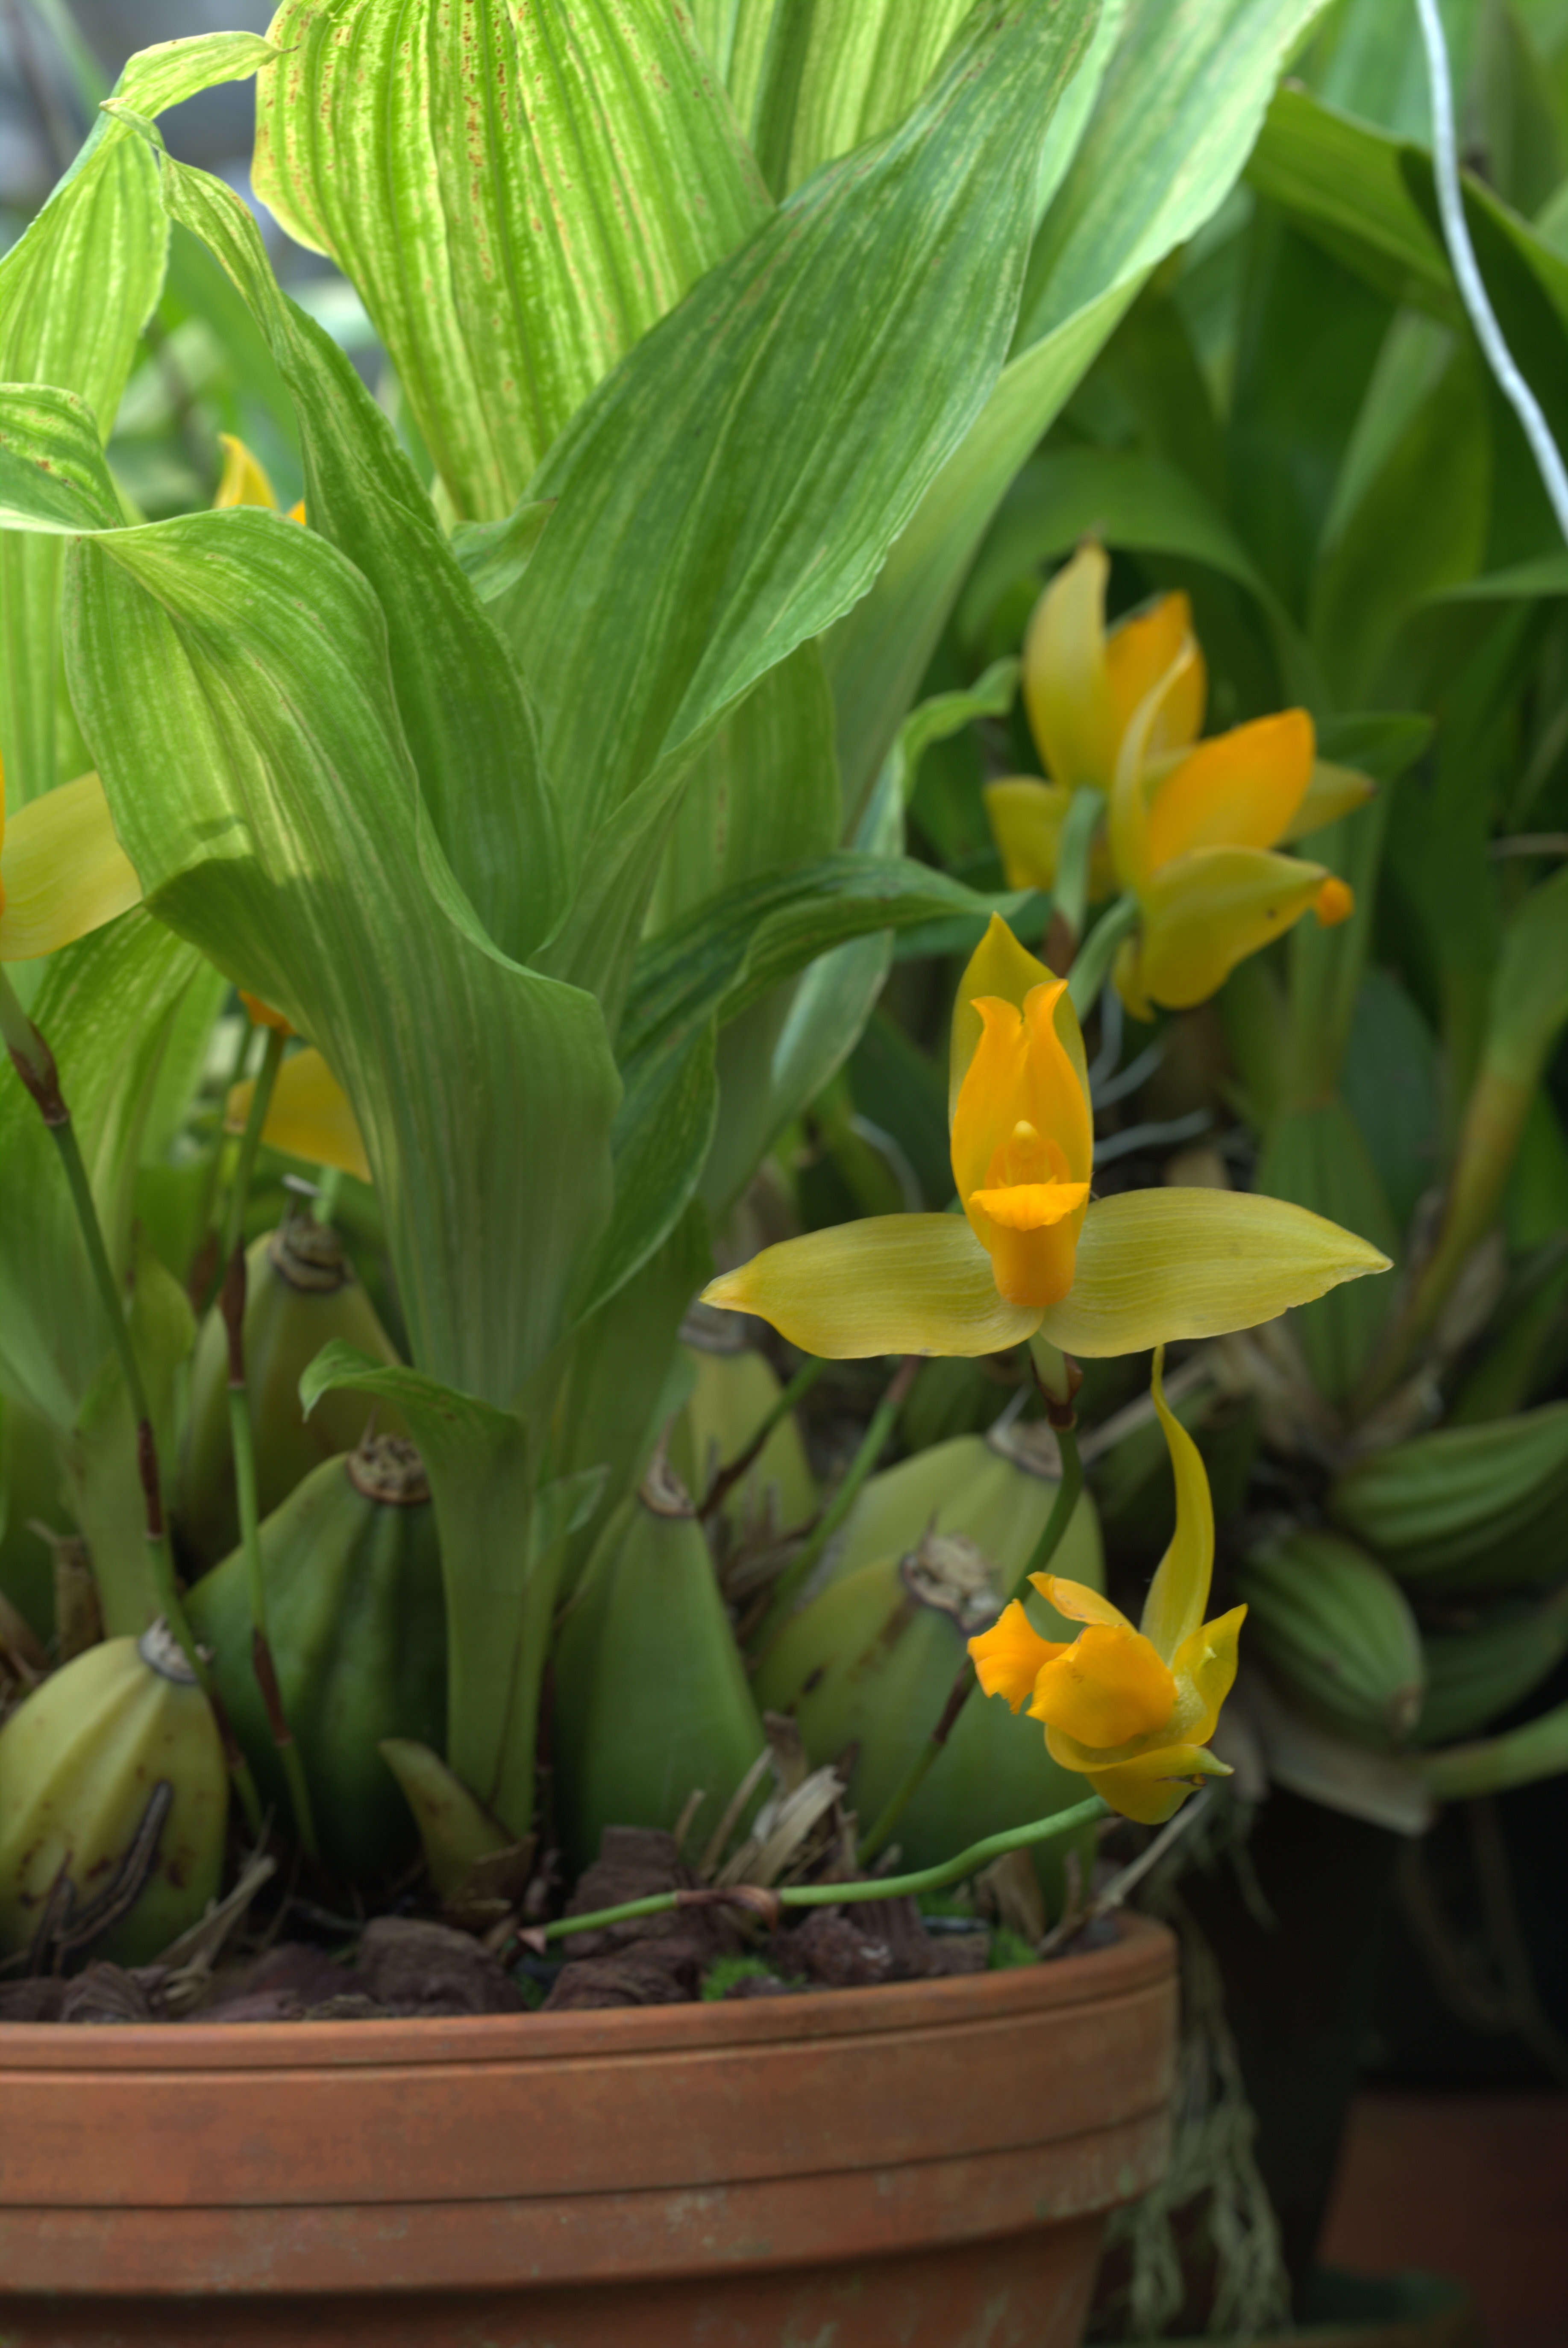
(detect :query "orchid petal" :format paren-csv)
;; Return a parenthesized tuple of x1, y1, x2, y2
(984, 776, 1072, 894)
(1105, 592, 1204, 759)
(969, 1599, 1066, 1713)
(227, 1045, 372, 1184)
(1023, 543, 1112, 791)
(1138, 1346, 1215, 1662)
(1035, 1187, 1391, 1357)
(0, 773, 141, 961)
(1126, 845, 1350, 1010)
(214, 433, 281, 511)
(948, 910, 1057, 1115)
(1143, 710, 1315, 868)
(951, 986, 1092, 1309)
(1107, 643, 1201, 893)
(1168, 1605, 1247, 1746)
(701, 1214, 1042, 1359)
(1027, 1622, 1176, 1747)
(1083, 1743, 1233, 1826)
(1030, 1574, 1133, 1631)
(1279, 759, 1375, 844)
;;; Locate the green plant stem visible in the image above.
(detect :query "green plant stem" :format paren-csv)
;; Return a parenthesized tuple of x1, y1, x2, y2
(748, 1354, 920, 1653)
(539, 1794, 1108, 1943)
(0, 968, 262, 1829)
(186, 1013, 256, 1299)
(857, 1415, 1085, 1864)
(220, 1027, 319, 1858)
(1067, 891, 1139, 1016)
(1051, 785, 1104, 952)
(699, 1353, 827, 1522)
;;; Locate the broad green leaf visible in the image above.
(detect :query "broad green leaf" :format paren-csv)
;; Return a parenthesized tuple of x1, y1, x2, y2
(0, 386, 123, 534)
(1341, 967, 1443, 1237)
(1245, 85, 1458, 320)
(153, 156, 564, 964)
(742, 0, 974, 198)
(64, 508, 620, 1409)
(0, 913, 208, 1435)
(1312, 344, 1492, 703)
(0, 30, 286, 809)
(646, 644, 841, 932)
(828, 0, 1333, 818)
(511, 0, 1102, 875)
(1256, 1103, 1400, 1403)
(254, 0, 770, 520)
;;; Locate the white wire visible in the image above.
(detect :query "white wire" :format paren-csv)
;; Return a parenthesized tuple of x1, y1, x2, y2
(1414, 0, 1568, 546)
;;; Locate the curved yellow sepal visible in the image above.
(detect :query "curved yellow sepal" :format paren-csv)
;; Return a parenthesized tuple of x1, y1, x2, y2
(0, 773, 142, 960)
(1035, 1187, 1392, 1357)
(1083, 1743, 1233, 1826)
(1168, 1605, 1247, 1746)
(701, 1214, 1043, 1359)
(1137, 1345, 1216, 1663)
(1106, 593, 1204, 761)
(1030, 1574, 1130, 1631)
(227, 1045, 371, 1184)
(1143, 710, 1315, 867)
(214, 434, 281, 511)
(1126, 844, 1350, 1011)
(1279, 759, 1375, 843)
(1023, 543, 1112, 791)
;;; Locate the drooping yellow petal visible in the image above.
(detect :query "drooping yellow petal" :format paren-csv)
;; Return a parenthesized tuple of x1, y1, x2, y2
(1125, 845, 1352, 1011)
(1142, 710, 1315, 869)
(969, 1600, 1067, 1712)
(985, 777, 1072, 892)
(1034, 1187, 1392, 1357)
(1106, 643, 1202, 893)
(214, 434, 281, 511)
(1029, 1575, 1133, 1631)
(1028, 1623, 1175, 1746)
(700, 1214, 1043, 1359)
(1022, 543, 1113, 791)
(0, 773, 141, 961)
(227, 1045, 371, 1184)
(947, 911, 1057, 1116)
(1166, 1605, 1247, 1746)
(1105, 592, 1205, 762)
(1137, 1346, 1216, 1662)
(1279, 759, 1375, 844)
(1082, 1742, 1233, 1826)
(951, 986, 1093, 1309)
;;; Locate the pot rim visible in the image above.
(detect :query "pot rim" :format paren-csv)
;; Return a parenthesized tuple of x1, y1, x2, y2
(0, 1910, 1172, 2070)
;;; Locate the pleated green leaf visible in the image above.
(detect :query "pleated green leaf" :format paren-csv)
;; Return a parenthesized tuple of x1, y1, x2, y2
(0, 386, 122, 533)
(0, 913, 207, 1435)
(153, 155, 564, 965)
(64, 509, 620, 1410)
(253, 0, 770, 520)
(740, 0, 974, 198)
(828, 0, 1333, 816)
(0, 29, 285, 809)
(512, 0, 1101, 880)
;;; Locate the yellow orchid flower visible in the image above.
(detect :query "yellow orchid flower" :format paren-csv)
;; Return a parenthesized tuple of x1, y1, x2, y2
(226, 995, 370, 1184)
(986, 543, 1371, 1016)
(969, 1350, 1241, 1823)
(214, 434, 306, 525)
(0, 765, 141, 963)
(701, 915, 1389, 1359)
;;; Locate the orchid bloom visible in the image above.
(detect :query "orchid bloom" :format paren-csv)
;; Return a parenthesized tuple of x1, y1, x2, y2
(984, 543, 1371, 1016)
(0, 763, 141, 964)
(701, 915, 1389, 1360)
(226, 996, 370, 1186)
(969, 1351, 1241, 1823)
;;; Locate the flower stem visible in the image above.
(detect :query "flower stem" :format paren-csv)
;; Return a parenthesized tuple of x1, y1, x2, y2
(0, 968, 261, 1829)
(186, 1012, 256, 1303)
(747, 1355, 920, 1655)
(537, 1793, 1108, 1944)
(220, 1027, 319, 1859)
(1051, 786, 1104, 952)
(857, 1415, 1085, 1864)
(699, 1353, 827, 1523)
(1067, 891, 1139, 1018)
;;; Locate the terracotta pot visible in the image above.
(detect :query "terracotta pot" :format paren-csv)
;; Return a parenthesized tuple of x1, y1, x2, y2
(0, 1912, 1174, 2348)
